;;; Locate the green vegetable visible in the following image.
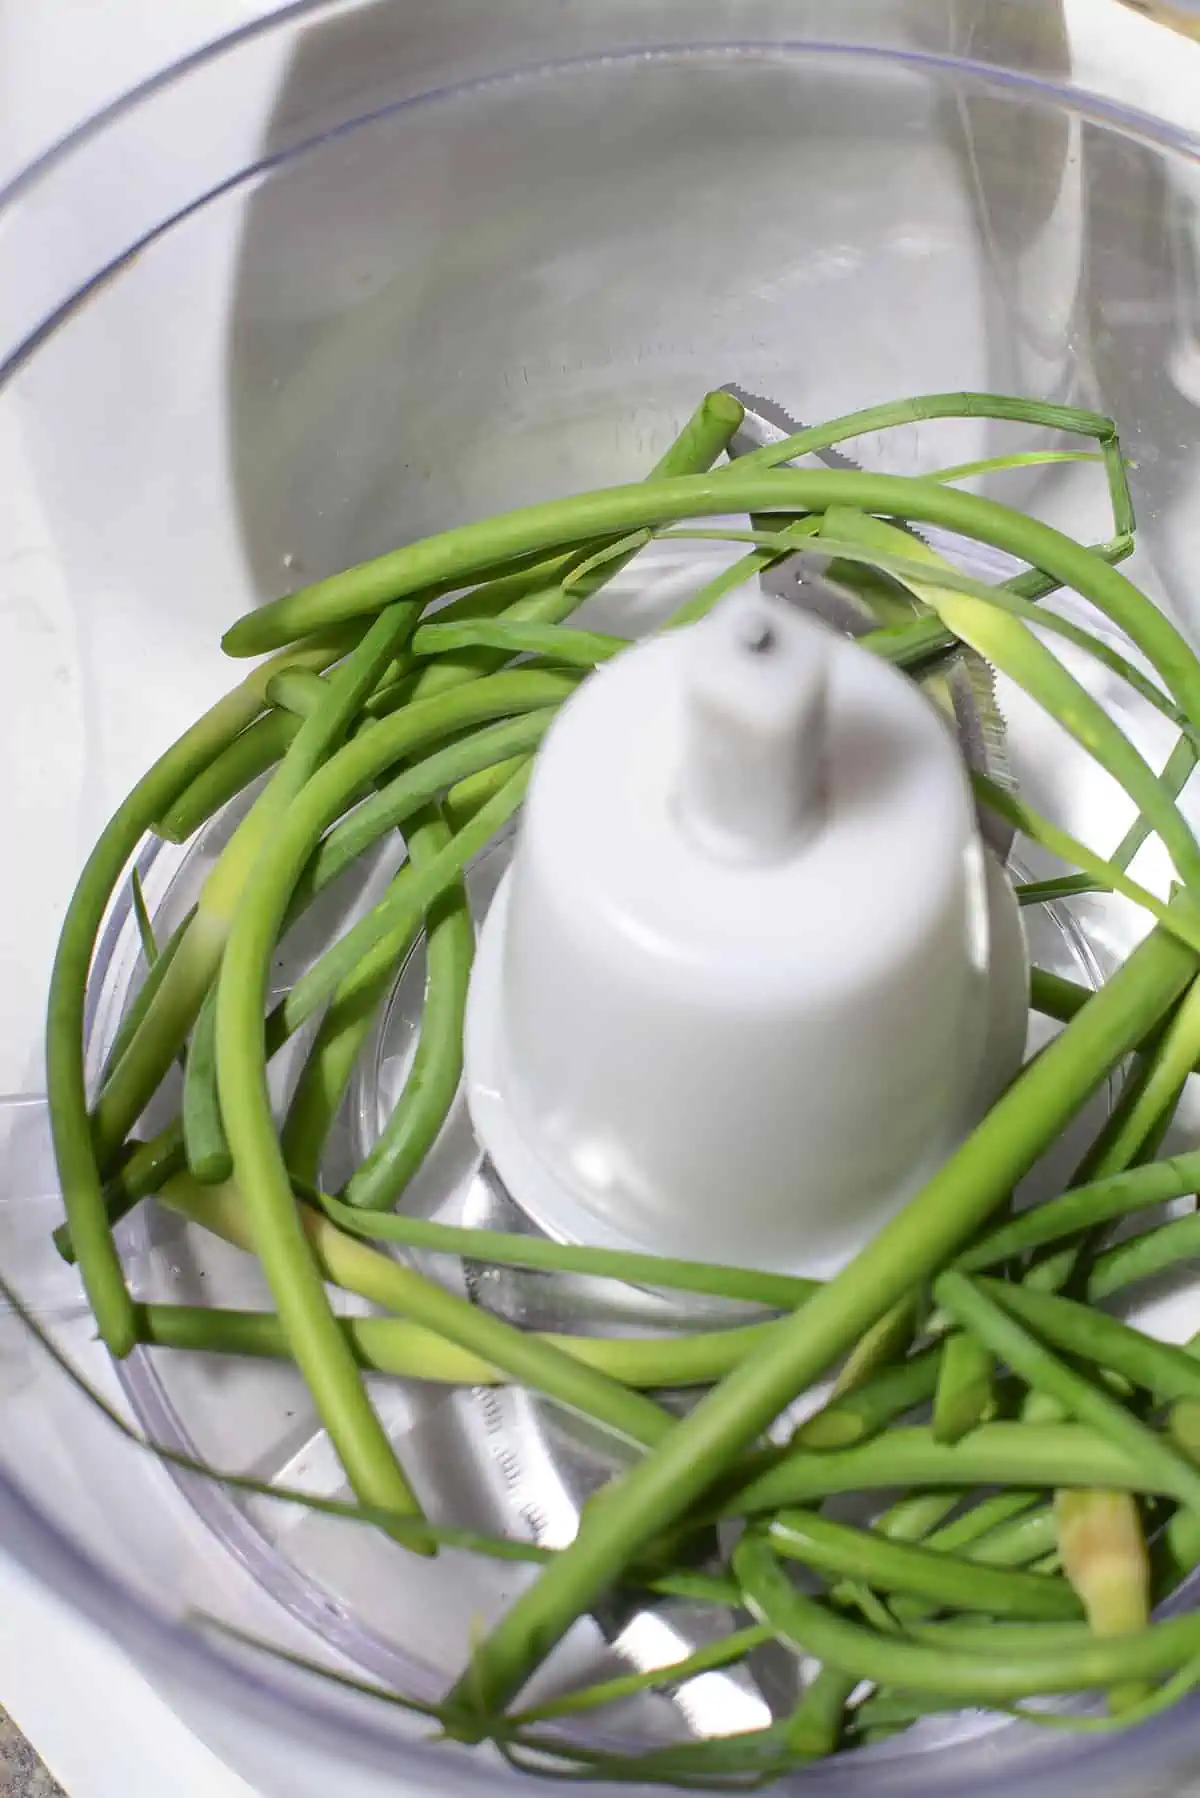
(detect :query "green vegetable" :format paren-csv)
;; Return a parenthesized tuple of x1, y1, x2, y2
(933, 1331, 996, 1443)
(54, 1129, 819, 1310)
(976, 1277, 1200, 1404)
(727, 1424, 1163, 1518)
(40, 385, 1200, 1772)
(294, 709, 555, 912)
(442, 757, 529, 833)
(135, 1300, 775, 1391)
(156, 709, 299, 844)
(332, 389, 741, 700)
(931, 449, 1101, 485)
(935, 1272, 1200, 1519)
(93, 605, 419, 1172)
(666, 515, 824, 630)
(129, 866, 157, 964)
(649, 389, 747, 477)
(508, 1625, 773, 1728)
(902, 1618, 1090, 1652)
(216, 467, 1181, 690)
(956, 1149, 1200, 1271)
(860, 528, 1135, 674)
(1087, 1211, 1200, 1302)
(767, 1509, 1080, 1620)
(886, 1502, 1060, 1629)
(1071, 972, 1200, 1188)
(46, 627, 359, 1354)
(791, 1348, 940, 1449)
(735, 393, 1132, 527)
(266, 665, 330, 715)
(975, 776, 1200, 956)
(736, 1533, 1200, 1701)
(341, 807, 473, 1210)
(923, 1494, 1053, 1566)
(157, 1172, 680, 1451)
(830, 1292, 922, 1400)
(787, 1663, 856, 1757)
(99, 907, 196, 1085)
(279, 863, 422, 1188)
(181, 986, 231, 1184)
(819, 507, 1200, 893)
(1056, 1488, 1152, 1711)
(1019, 736, 1198, 907)
(410, 618, 625, 667)
(266, 766, 531, 1047)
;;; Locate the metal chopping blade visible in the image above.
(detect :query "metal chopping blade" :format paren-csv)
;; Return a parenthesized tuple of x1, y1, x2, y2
(719, 380, 865, 473)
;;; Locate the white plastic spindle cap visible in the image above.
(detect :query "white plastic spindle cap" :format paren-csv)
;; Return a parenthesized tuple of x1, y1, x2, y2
(675, 596, 829, 864)
(465, 590, 1025, 1276)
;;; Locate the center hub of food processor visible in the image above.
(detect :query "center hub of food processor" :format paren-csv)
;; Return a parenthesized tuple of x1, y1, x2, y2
(465, 589, 1028, 1276)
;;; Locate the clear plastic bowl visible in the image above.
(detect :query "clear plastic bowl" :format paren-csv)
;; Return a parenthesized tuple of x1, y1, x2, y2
(4, 3, 1200, 1794)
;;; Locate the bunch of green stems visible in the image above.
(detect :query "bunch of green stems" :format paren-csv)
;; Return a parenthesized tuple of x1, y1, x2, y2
(42, 385, 1200, 1781)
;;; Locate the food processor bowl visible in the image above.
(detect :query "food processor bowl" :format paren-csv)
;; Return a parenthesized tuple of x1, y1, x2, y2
(3, 3, 1200, 1794)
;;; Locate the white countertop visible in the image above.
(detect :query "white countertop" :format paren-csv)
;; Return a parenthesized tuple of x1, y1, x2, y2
(0, 1556, 258, 1797)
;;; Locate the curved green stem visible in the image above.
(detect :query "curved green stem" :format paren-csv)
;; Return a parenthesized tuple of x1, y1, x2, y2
(860, 530, 1135, 675)
(157, 1174, 680, 1450)
(819, 508, 1200, 890)
(270, 769, 529, 1046)
(136, 1301, 777, 1390)
(133, 672, 571, 1185)
(387, 390, 742, 693)
(99, 906, 195, 1084)
(297, 708, 553, 907)
(932, 1331, 995, 1443)
(93, 607, 416, 1167)
(342, 814, 473, 1212)
(46, 628, 357, 1354)
(182, 985, 230, 1183)
(410, 618, 624, 666)
(218, 471, 1196, 732)
(54, 1120, 817, 1311)
(155, 709, 300, 844)
(53, 1123, 187, 1263)
(507, 1625, 773, 1729)
(279, 872, 420, 1188)
(791, 1348, 940, 1449)
(317, 1189, 815, 1307)
(1060, 970, 1200, 1207)
(768, 1510, 1079, 1620)
(728, 1425, 1159, 1518)
(1088, 1210, 1200, 1302)
(737, 1535, 1200, 1703)
(974, 776, 1200, 954)
(956, 1148, 1200, 1271)
(936, 1272, 1200, 1517)
(983, 1281, 1200, 1406)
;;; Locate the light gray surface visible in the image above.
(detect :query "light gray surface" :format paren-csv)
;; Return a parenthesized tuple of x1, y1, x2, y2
(0, 1711, 64, 1798)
